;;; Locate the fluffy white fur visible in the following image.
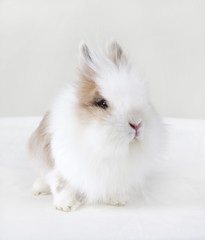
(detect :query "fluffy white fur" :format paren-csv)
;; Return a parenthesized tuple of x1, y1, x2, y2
(31, 41, 165, 211)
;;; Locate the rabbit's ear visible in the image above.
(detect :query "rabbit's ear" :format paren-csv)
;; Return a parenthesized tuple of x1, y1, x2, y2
(79, 42, 99, 79)
(79, 42, 93, 63)
(107, 40, 127, 66)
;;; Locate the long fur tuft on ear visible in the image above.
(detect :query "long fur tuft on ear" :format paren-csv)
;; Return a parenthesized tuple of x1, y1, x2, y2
(106, 40, 127, 66)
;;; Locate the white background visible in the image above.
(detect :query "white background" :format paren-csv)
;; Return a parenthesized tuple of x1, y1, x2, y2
(0, 0, 205, 118)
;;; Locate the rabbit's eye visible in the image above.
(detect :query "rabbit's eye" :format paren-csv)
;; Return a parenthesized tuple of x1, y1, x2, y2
(95, 99, 108, 109)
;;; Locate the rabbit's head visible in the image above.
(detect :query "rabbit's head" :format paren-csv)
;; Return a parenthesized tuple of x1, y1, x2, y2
(74, 41, 163, 158)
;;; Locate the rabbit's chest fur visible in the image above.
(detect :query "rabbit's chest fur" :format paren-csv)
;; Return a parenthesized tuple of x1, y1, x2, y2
(51, 128, 142, 203)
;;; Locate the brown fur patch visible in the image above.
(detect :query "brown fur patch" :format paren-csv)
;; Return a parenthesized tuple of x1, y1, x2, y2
(76, 72, 111, 122)
(28, 112, 54, 173)
(77, 72, 100, 106)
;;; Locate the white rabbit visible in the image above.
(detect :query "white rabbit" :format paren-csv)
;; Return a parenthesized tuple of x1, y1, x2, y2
(28, 41, 165, 211)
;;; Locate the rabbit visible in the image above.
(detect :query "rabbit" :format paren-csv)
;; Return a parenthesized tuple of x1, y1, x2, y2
(28, 41, 165, 211)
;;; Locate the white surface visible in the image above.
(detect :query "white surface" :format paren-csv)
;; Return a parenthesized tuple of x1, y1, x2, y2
(0, 0, 205, 118)
(0, 117, 205, 240)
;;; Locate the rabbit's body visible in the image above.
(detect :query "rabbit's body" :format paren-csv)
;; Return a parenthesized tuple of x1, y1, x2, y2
(29, 41, 165, 211)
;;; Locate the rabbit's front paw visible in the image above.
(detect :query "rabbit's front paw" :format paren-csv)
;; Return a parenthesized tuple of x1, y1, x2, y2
(32, 177, 50, 196)
(54, 192, 81, 212)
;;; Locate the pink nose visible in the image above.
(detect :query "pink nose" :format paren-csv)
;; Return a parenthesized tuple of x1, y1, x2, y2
(129, 123, 139, 131)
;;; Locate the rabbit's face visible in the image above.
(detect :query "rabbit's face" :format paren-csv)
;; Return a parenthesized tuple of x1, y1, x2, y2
(75, 42, 157, 156)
